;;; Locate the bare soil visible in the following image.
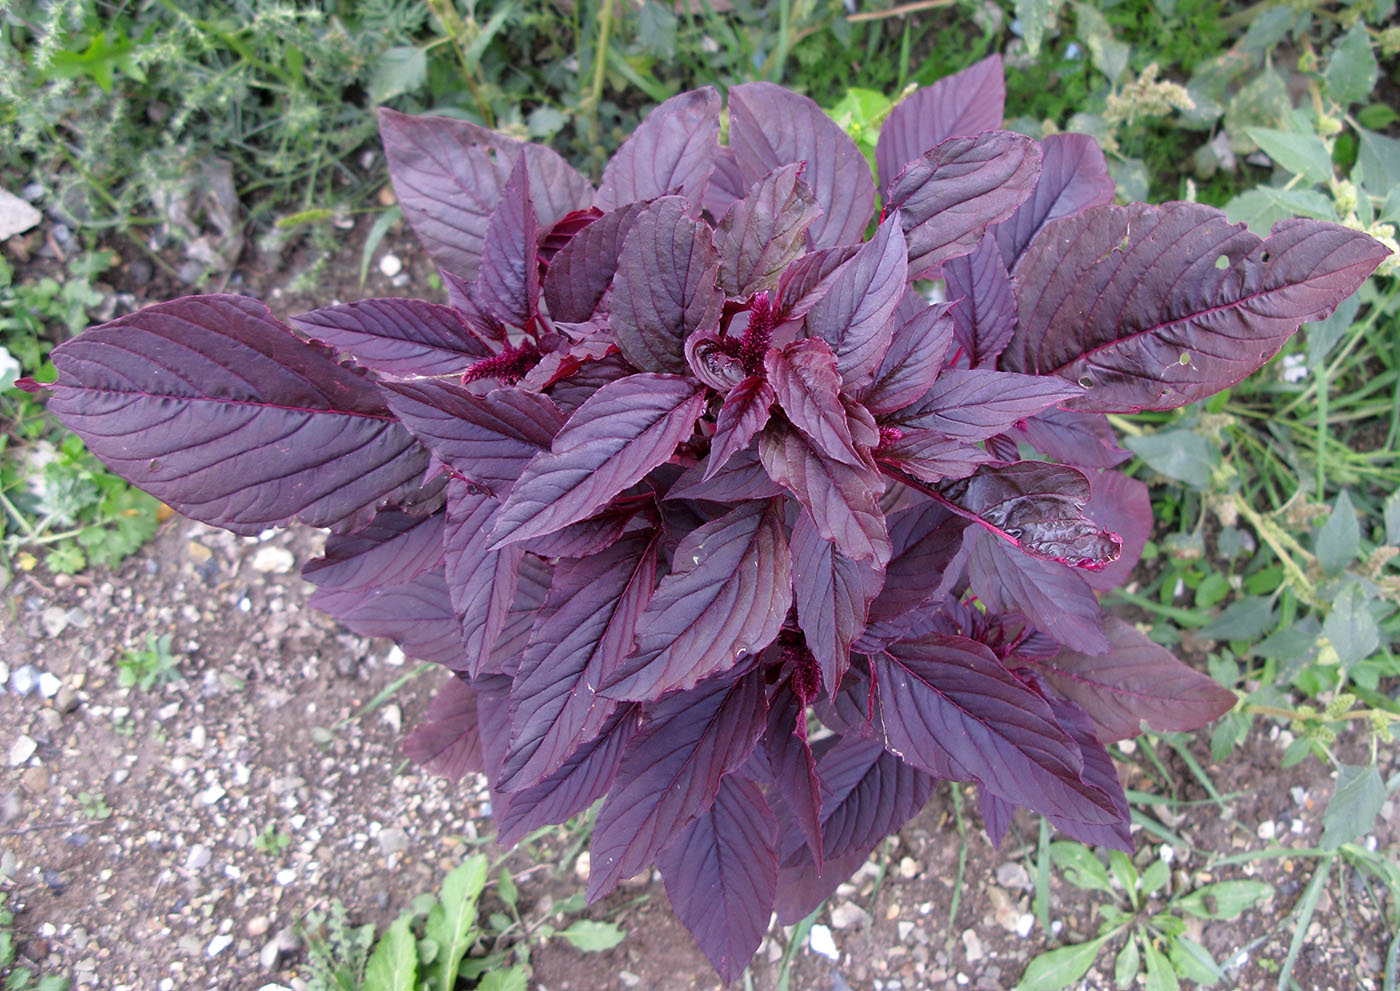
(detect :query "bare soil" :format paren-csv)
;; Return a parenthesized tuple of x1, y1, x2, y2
(1, 217, 1395, 991)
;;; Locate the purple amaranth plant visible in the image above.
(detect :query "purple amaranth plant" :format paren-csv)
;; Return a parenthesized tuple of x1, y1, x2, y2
(22, 56, 1388, 982)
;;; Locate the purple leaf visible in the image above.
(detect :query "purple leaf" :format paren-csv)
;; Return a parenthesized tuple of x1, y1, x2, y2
(519, 501, 643, 559)
(860, 301, 956, 417)
(1081, 469, 1152, 592)
(1018, 616, 1237, 743)
(602, 500, 791, 700)
(763, 682, 824, 864)
(1006, 205, 1390, 412)
(289, 298, 491, 376)
(887, 131, 1042, 278)
(776, 244, 861, 323)
(490, 374, 705, 547)
(875, 54, 1005, 196)
(501, 533, 659, 790)
(377, 109, 591, 280)
(1041, 693, 1132, 850)
(382, 381, 565, 498)
(978, 789, 1014, 848)
(873, 635, 1120, 823)
(700, 147, 748, 220)
(944, 233, 1017, 368)
(496, 704, 641, 848)
(766, 339, 864, 466)
(706, 374, 776, 479)
(539, 206, 602, 264)
(486, 555, 554, 678)
(444, 482, 524, 675)
(891, 369, 1081, 442)
(804, 733, 938, 863)
(611, 197, 724, 374)
(441, 270, 509, 345)
(477, 155, 539, 328)
(587, 669, 768, 901)
(728, 82, 876, 249)
(717, 163, 823, 298)
(39, 294, 428, 535)
(803, 218, 908, 387)
(541, 202, 647, 323)
(302, 508, 444, 594)
(596, 87, 721, 209)
(791, 510, 883, 695)
(994, 132, 1117, 270)
(862, 502, 968, 634)
(1015, 407, 1130, 468)
(941, 461, 1122, 569)
(777, 839, 883, 926)
(403, 676, 483, 782)
(666, 447, 787, 503)
(759, 420, 891, 567)
(310, 564, 464, 668)
(965, 528, 1109, 654)
(875, 430, 994, 484)
(658, 774, 777, 983)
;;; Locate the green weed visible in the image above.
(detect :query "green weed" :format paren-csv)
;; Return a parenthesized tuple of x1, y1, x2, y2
(116, 632, 180, 690)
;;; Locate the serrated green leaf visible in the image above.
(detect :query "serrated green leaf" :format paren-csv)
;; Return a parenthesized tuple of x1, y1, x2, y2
(1143, 940, 1180, 991)
(1125, 430, 1216, 488)
(1074, 3, 1130, 83)
(1322, 581, 1381, 670)
(1323, 762, 1387, 849)
(477, 965, 529, 991)
(557, 919, 626, 952)
(1177, 880, 1273, 919)
(1016, 934, 1114, 991)
(1223, 186, 1339, 237)
(1245, 127, 1334, 184)
(426, 855, 488, 991)
(364, 914, 417, 991)
(1169, 935, 1225, 985)
(1050, 842, 1115, 894)
(1115, 935, 1141, 989)
(1016, 0, 1070, 56)
(370, 46, 428, 104)
(1315, 490, 1360, 574)
(1323, 22, 1377, 107)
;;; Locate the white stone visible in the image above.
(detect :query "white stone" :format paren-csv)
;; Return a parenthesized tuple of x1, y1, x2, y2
(206, 933, 233, 957)
(808, 923, 839, 961)
(8, 735, 36, 767)
(37, 672, 61, 699)
(995, 862, 1031, 890)
(185, 845, 212, 871)
(0, 188, 41, 241)
(251, 546, 295, 574)
(9, 665, 38, 695)
(1015, 914, 1035, 938)
(275, 868, 297, 886)
(378, 253, 403, 278)
(1257, 820, 1277, 840)
(199, 784, 226, 805)
(961, 929, 984, 963)
(829, 901, 869, 930)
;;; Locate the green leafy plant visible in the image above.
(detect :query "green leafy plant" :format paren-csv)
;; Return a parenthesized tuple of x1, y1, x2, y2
(253, 823, 292, 855)
(0, 890, 70, 991)
(115, 632, 180, 690)
(1016, 841, 1273, 990)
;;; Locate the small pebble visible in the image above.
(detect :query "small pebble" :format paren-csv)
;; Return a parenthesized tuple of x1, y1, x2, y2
(251, 546, 295, 574)
(37, 672, 61, 699)
(10, 665, 38, 696)
(185, 845, 212, 871)
(378, 253, 403, 278)
(809, 923, 839, 961)
(41, 606, 69, 637)
(830, 901, 869, 929)
(247, 915, 271, 938)
(377, 826, 409, 856)
(961, 929, 984, 963)
(574, 851, 590, 880)
(275, 868, 297, 886)
(207, 934, 233, 957)
(9, 735, 37, 767)
(1257, 820, 1277, 840)
(898, 856, 919, 879)
(995, 862, 1031, 890)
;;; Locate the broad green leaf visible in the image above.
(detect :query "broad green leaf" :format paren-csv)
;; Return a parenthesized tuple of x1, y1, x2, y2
(1315, 490, 1360, 574)
(1074, 4, 1130, 83)
(1321, 581, 1381, 670)
(1384, 490, 1400, 546)
(1124, 430, 1216, 488)
(370, 46, 428, 104)
(1323, 22, 1378, 107)
(557, 919, 626, 952)
(1199, 597, 1277, 642)
(1305, 293, 1361, 367)
(1245, 127, 1334, 184)
(1322, 762, 1387, 849)
(1109, 850, 1139, 907)
(1050, 842, 1115, 894)
(1015, 933, 1114, 991)
(1177, 879, 1273, 919)
(1169, 935, 1225, 985)
(1140, 859, 1169, 898)
(1356, 127, 1400, 192)
(1115, 935, 1141, 989)
(1358, 103, 1400, 131)
(1143, 940, 1180, 991)
(1223, 186, 1337, 237)
(363, 914, 417, 991)
(1016, 0, 1070, 56)
(497, 867, 519, 910)
(426, 855, 488, 991)
(478, 965, 529, 991)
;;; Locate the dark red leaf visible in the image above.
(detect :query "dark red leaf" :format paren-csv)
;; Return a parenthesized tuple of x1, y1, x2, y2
(501, 533, 659, 790)
(611, 197, 724, 374)
(289, 298, 490, 376)
(381, 381, 565, 497)
(1081, 469, 1152, 591)
(1006, 205, 1390, 412)
(596, 87, 721, 209)
(802, 218, 908, 387)
(1018, 616, 1237, 743)
(587, 669, 768, 901)
(717, 163, 823, 298)
(40, 295, 428, 535)
(1040, 693, 1132, 850)
(402, 676, 483, 782)
(776, 244, 861, 323)
(763, 683, 825, 864)
(886, 131, 1042, 278)
(490, 374, 705, 547)
(602, 500, 791, 700)
(1015, 407, 1130, 469)
(541, 202, 647, 323)
(485, 555, 553, 678)
(978, 789, 1014, 848)
(444, 482, 524, 675)
(873, 635, 1120, 823)
(875, 54, 1005, 196)
(728, 82, 876, 249)
(658, 774, 777, 983)
(943, 232, 1017, 368)
(860, 301, 956, 417)
(965, 528, 1109, 653)
(706, 374, 776, 479)
(477, 155, 539, 328)
(790, 510, 883, 695)
(310, 565, 464, 668)
(766, 339, 864, 465)
(892, 369, 1082, 442)
(666, 447, 786, 503)
(862, 502, 968, 636)
(994, 132, 1116, 270)
(876, 431, 994, 484)
(302, 508, 444, 594)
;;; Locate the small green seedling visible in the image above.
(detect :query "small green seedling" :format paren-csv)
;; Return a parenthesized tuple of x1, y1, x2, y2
(1016, 842, 1272, 990)
(116, 633, 179, 690)
(253, 823, 292, 855)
